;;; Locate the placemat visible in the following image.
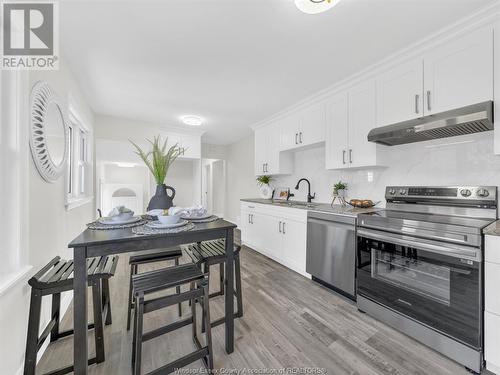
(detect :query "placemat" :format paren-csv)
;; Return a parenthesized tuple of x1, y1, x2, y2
(132, 222, 195, 235)
(87, 219, 148, 230)
(188, 215, 220, 224)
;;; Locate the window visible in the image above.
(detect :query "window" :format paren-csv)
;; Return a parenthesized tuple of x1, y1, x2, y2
(66, 105, 93, 210)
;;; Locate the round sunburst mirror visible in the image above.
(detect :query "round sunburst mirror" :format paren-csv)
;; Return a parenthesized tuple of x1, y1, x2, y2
(30, 81, 69, 183)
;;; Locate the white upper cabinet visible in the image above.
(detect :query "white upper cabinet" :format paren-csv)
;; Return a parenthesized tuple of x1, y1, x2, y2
(423, 26, 493, 115)
(300, 101, 326, 146)
(254, 127, 268, 175)
(326, 80, 381, 170)
(348, 80, 378, 168)
(279, 102, 326, 151)
(325, 92, 349, 170)
(279, 114, 301, 151)
(254, 124, 292, 176)
(376, 59, 424, 126)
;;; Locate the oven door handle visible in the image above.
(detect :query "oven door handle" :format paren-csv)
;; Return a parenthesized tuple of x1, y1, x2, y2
(357, 229, 479, 261)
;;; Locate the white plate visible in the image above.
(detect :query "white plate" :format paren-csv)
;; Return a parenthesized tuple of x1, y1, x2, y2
(99, 216, 142, 225)
(146, 220, 188, 229)
(181, 213, 212, 220)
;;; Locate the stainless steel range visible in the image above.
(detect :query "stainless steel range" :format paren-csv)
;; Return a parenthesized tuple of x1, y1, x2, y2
(356, 186, 497, 373)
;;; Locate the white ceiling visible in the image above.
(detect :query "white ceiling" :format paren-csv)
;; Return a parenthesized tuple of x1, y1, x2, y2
(61, 0, 496, 145)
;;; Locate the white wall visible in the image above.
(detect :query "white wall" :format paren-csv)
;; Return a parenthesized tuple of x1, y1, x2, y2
(0, 59, 95, 375)
(224, 136, 260, 224)
(273, 131, 500, 206)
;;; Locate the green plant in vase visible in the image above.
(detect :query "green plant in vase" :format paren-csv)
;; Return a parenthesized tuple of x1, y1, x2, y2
(130, 135, 182, 210)
(256, 175, 273, 199)
(332, 181, 348, 206)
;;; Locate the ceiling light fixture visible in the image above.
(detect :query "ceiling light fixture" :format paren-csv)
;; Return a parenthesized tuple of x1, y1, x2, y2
(295, 0, 341, 14)
(180, 115, 204, 126)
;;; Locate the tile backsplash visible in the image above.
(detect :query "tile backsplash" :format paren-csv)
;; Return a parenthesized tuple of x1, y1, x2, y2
(273, 132, 500, 207)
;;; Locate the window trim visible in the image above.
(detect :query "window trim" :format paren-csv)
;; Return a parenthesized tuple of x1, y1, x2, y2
(65, 104, 94, 211)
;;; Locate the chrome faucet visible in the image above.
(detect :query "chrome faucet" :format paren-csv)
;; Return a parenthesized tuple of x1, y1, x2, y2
(295, 178, 316, 203)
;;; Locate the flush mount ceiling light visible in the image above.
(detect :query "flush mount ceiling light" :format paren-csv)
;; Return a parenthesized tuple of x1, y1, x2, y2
(180, 115, 204, 126)
(295, 0, 342, 14)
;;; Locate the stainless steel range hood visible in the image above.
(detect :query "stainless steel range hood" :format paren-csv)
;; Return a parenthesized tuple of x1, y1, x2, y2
(368, 101, 494, 146)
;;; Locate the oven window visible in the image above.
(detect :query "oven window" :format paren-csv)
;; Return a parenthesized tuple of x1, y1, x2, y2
(372, 247, 451, 305)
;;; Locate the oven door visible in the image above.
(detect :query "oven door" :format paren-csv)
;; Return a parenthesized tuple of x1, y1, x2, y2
(356, 228, 482, 349)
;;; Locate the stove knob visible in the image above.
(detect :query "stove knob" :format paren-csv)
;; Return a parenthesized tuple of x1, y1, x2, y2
(388, 188, 396, 195)
(460, 189, 472, 197)
(399, 189, 407, 195)
(477, 188, 490, 197)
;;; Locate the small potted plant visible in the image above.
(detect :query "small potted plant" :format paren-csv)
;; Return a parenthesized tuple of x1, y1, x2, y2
(332, 181, 348, 206)
(256, 175, 273, 199)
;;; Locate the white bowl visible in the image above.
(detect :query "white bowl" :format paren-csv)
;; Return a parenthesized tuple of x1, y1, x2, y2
(157, 214, 180, 224)
(111, 211, 134, 221)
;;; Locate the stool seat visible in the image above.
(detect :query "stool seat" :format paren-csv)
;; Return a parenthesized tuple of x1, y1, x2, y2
(28, 255, 118, 292)
(185, 239, 240, 265)
(133, 263, 204, 296)
(129, 247, 183, 265)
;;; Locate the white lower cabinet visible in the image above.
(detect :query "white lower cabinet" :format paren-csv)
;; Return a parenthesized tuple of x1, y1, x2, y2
(240, 202, 308, 276)
(484, 234, 500, 374)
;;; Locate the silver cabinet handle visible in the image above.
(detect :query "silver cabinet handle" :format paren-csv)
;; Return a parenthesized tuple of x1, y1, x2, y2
(349, 149, 352, 164)
(248, 214, 251, 223)
(251, 214, 254, 224)
(299, 132, 303, 144)
(427, 90, 431, 111)
(415, 94, 419, 114)
(278, 221, 282, 233)
(342, 150, 346, 164)
(282, 221, 286, 234)
(295, 133, 298, 145)
(265, 163, 268, 173)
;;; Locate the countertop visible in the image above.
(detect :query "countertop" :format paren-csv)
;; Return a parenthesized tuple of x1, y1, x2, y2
(483, 220, 500, 236)
(241, 198, 381, 217)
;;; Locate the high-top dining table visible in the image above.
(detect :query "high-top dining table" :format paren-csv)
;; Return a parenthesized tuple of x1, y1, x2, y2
(68, 219, 237, 374)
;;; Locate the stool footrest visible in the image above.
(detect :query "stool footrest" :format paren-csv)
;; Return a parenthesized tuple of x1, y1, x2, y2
(42, 357, 98, 375)
(142, 317, 193, 342)
(143, 288, 204, 314)
(147, 348, 209, 375)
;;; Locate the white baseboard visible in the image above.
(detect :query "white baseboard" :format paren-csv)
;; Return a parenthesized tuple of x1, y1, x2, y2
(16, 292, 73, 375)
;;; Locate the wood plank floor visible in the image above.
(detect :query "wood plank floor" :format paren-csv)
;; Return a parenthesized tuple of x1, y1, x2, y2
(38, 231, 474, 374)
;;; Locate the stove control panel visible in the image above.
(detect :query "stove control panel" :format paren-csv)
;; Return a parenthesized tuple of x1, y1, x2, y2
(385, 186, 497, 203)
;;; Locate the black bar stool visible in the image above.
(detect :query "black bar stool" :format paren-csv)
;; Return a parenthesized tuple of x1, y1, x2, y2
(126, 247, 183, 330)
(131, 263, 213, 374)
(184, 239, 243, 329)
(24, 255, 119, 375)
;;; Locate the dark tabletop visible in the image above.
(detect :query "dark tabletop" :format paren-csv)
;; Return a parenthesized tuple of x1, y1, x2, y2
(68, 219, 237, 248)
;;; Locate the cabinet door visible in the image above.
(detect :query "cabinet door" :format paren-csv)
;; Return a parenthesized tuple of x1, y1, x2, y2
(300, 102, 326, 146)
(376, 59, 424, 126)
(325, 92, 349, 170)
(281, 218, 307, 274)
(254, 214, 282, 259)
(254, 127, 267, 176)
(348, 80, 378, 168)
(265, 124, 280, 175)
(240, 210, 252, 246)
(424, 26, 493, 115)
(279, 114, 300, 151)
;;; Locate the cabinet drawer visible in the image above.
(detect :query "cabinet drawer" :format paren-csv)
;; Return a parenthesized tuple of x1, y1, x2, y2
(240, 202, 260, 211)
(486, 262, 500, 314)
(486, 235, 500, 264)
(485, 311, 500, 369)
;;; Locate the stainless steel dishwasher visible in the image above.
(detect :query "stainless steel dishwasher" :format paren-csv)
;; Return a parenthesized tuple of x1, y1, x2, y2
(306, 211, 356, 299)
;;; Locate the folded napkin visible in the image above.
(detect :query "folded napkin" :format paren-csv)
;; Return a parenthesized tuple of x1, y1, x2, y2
(108, 206, 133, 217)
(185, 205, 208, 217)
